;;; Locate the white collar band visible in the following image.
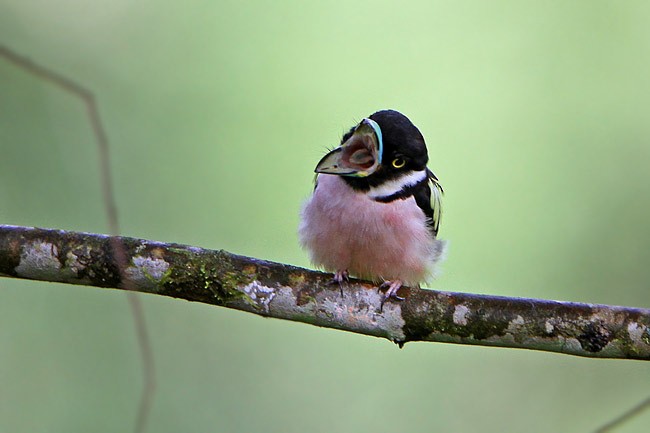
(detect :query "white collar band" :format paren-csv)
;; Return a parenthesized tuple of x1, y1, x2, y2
(367, 170, 427, 200)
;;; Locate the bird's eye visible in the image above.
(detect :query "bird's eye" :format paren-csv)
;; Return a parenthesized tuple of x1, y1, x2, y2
(392, 158, 406, 168)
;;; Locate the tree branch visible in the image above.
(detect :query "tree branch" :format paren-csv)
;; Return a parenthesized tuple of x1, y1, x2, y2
(1, 224, 649, 360)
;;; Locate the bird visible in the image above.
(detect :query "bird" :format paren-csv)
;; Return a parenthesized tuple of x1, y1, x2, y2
(298, 109, 446, 307)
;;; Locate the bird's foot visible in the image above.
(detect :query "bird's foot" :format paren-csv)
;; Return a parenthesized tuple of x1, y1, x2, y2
(379, 280, 404, 311)
(328, 269, 349, 296)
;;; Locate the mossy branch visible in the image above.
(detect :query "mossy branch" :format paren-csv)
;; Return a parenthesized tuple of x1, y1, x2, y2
(1, 224, 649, 360)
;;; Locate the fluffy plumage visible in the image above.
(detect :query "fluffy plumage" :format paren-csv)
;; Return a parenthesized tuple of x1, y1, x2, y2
(299, 174, 446, 286)
(298, 109, 446, 300)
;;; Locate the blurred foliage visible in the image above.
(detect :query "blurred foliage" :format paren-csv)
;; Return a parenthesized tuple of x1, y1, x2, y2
(1, 1, 649, 432)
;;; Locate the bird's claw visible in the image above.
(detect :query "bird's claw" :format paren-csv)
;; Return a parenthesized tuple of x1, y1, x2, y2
(379, 280, 404, 311)
(328, 270, 349, 296)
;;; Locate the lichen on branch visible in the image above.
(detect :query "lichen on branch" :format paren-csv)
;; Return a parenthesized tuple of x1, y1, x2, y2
(1, 224, 649, 360)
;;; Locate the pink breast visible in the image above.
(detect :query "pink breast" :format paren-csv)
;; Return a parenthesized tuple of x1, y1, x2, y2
(298, 175, 440, 285)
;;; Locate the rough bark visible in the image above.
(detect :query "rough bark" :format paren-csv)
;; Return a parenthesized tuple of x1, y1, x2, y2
(1, 224, 649, 360)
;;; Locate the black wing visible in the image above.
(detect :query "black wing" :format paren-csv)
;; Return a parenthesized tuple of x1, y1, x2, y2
(413, 168, 443, 237)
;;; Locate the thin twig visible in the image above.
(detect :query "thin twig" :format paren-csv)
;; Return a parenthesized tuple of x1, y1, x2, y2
(594, 395, 650, 433)
(0, 44, 154, 433)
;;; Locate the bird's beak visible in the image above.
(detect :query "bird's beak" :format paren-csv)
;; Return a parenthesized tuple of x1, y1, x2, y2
(315, 118, 384, 177)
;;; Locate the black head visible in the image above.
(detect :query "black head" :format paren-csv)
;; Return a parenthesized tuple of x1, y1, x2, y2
(315, 109, 429, 191)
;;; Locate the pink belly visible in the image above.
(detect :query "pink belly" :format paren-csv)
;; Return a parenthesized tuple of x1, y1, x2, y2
(299, 175, 439, 285)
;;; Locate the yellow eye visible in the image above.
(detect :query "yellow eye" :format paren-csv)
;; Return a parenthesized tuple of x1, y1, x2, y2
(392, 158, 406, 168)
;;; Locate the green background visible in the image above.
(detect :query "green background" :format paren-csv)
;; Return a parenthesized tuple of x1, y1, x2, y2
(1, 1, 649, 432)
